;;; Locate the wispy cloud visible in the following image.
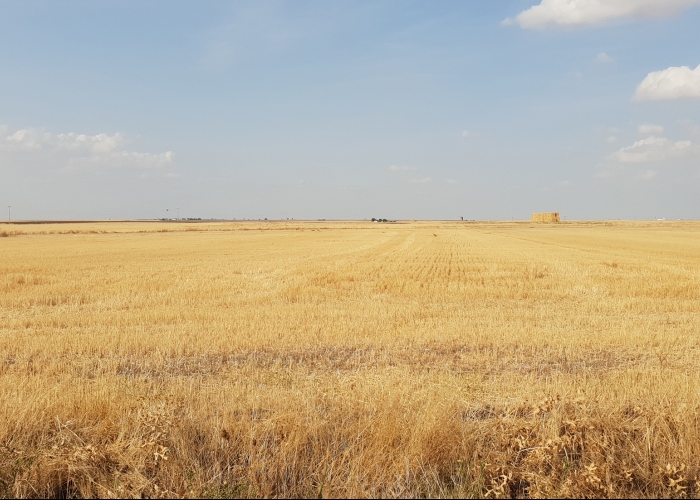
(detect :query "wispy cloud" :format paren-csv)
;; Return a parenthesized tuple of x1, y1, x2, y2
(505, 0, 700, 29)
(599, 130, 700, 182)
(409, 177, 432, 184)
(596, 52, 614, 63)
(5, 129, 126, 153)
(1, 127, 174, 171)
(65, 151, 174, 171)
(612, 136, 694, 163)
(634, 64, 700, 101)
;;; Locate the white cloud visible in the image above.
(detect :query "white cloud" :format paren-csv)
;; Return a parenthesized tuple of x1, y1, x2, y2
(634, 64, 700, 101)
(600, 133, 700, 181)
(638, 124, 664, 135)
(55, 132, 124, 153)
(507, 0, 700, 29)
(2, 127, 173, 171)
(6, 129, 43, 150)
(409, 177, 432, 184)
(606, 136, 618, 144)
(389, 164, 417, 172)
(4, 128, 126, 153)
(66, 151, 174, 171)
(613, 136, 694, 163)
(597, 52, 614, 63)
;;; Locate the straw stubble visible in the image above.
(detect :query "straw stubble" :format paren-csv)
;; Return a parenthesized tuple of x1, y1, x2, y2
(0, 220, 699, 497)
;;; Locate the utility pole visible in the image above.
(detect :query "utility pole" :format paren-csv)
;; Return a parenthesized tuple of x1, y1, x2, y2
(177, 208, 180, 221)
(7, 206, 10, 222)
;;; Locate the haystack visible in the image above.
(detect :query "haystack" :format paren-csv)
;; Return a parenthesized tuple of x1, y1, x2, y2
(531, 212, 560, 222)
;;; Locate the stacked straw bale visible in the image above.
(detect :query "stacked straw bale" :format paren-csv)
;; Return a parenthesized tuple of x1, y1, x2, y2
(531, 212, 560, 222)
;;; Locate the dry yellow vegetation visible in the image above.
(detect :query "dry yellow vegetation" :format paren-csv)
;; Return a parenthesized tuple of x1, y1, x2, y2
(1, 220, 700, 498)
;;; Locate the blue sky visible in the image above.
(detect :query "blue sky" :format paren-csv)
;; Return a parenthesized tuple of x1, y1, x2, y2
(1, 0, 700, 220)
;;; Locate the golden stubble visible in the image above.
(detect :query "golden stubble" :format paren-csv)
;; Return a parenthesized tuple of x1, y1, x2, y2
(1, 220, 699, 498)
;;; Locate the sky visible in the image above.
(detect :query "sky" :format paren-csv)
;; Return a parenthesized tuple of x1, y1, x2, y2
(1, 0, 700, 221)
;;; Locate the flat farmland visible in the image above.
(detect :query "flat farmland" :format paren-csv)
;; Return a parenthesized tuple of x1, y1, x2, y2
(1, 221, 700, 498)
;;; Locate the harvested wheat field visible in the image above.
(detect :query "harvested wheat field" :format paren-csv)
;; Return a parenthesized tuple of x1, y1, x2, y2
(1, 220, 700, 498)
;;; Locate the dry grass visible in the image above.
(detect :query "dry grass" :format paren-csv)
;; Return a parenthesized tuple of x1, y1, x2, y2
(1, 220, 700, 498)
